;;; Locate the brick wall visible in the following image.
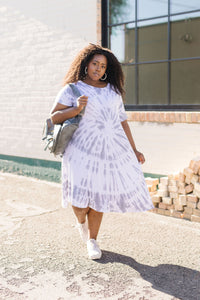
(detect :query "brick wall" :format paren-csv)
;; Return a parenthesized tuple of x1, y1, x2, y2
(127, 111, 200, 124)
(0, 0, 97, 162)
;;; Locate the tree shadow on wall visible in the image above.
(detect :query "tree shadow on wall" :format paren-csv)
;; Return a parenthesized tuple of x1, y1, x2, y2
(98, 250, 200, 300)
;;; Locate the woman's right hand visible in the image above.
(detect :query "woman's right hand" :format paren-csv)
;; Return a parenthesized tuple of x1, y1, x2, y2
(77, 95, 88, 111)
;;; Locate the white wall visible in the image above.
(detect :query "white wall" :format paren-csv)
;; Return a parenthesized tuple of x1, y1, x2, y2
(130, 122, 200, 175)
(0, 0, 96, 40)
(0, 0, 97, 161)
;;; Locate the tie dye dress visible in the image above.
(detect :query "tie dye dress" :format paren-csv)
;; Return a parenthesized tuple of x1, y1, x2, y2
(55, 80, 154, 213)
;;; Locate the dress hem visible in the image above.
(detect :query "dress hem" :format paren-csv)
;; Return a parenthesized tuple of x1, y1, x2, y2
(61, 200, 154, 213)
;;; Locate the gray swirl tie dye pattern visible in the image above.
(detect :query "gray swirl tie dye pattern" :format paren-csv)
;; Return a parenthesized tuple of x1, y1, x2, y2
(57, 81, 154, 213)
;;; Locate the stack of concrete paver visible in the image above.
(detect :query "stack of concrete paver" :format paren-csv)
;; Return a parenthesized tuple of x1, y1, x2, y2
(145, 177, 159, 195)
(146, 157, 200, 223)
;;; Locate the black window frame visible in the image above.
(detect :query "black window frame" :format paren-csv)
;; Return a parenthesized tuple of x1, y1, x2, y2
(101, 0, 200, 111)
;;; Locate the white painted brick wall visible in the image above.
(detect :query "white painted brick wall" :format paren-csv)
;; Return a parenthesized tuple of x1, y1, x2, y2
(0, 0, 97, 162)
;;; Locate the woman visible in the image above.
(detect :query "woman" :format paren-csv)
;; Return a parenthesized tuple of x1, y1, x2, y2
(50, 44, 154, 260)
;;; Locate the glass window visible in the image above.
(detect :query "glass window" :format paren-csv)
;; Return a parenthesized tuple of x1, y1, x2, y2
(138, 18, 168, 62)
(124, 23, 135, 63)
(171, 60, 200, 104)
(171, 16, 200, 59)
(171, 0, 200, 14)
(138, 63, 168, 104)
(171, 9, 200, 22)
(106, 1, 200, 108)
(110, 25, 125, 63)
(109, 0, 135, 24)
(122, 65, 136, 105)
(138, 0, 168, 19)
(110, 24, 135, 63)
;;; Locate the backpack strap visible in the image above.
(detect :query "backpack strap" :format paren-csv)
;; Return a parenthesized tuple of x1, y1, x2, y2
(68, 83, 85, 115)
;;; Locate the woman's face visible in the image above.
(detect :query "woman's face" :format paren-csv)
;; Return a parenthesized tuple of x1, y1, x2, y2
(87, 54, 107, 82)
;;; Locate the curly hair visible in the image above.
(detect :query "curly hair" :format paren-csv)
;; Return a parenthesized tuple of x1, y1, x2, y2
(63, 43, 125, 96)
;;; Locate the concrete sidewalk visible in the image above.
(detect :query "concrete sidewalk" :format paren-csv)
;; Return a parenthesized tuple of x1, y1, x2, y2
(0, 172, 200, 300)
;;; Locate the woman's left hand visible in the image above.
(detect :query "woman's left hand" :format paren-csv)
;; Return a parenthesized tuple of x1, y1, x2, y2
(134, 150, 145, 164)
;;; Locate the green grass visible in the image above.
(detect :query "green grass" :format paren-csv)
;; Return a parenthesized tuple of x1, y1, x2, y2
(0, 157, 61, 183)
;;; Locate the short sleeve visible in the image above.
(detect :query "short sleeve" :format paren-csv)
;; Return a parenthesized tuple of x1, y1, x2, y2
(119, 96, 127, 122)
(54, 84, 75, 107)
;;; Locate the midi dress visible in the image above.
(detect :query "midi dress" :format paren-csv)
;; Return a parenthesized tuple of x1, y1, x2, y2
(55, 80, 154, 213)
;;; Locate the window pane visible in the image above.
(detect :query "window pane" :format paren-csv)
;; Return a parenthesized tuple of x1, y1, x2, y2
(171, 60, 200, 104)
(110, 26, 125, 63)
(171, 0, 200, 14)
(109, 0, 135, 24)
(139, 63, 168, 104)
(171, 16, 200, 59)
(124, 23, 135, 63)
(138, 0, 168, 19)
(110, 24, 135, 63)
(138, 18, 168, 62)
(122, 65, 136, 105)
(110, 25, 125, 62)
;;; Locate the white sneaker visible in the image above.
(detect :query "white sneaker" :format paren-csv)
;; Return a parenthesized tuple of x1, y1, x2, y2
(76, 221, 88, 243)
(87, 239, 102, 260)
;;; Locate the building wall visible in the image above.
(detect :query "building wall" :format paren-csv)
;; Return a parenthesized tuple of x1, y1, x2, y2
(127, 112, 200, 175)
(0, 0, 97, 162)
(1, 0, 199, 176)
(123, 18, 200, 175)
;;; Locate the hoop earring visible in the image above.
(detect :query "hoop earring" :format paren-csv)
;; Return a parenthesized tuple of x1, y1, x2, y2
(101, 72, 107, 81)
(85, 67, 88, 75)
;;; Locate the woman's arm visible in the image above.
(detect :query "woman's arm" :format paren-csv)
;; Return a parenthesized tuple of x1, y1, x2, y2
(50, 103, 81, 124)
(121, 120, 145, 164)
(50, 95, 88, 124)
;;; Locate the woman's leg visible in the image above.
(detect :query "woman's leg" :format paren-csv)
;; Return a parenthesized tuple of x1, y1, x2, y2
(72, 206, 103, 240)
(72, 206, 90, 224)
(72, 206, 103, 259)
(87, 208, 103, 240)
(87, 209, 103, 259)
(72, 206, 90, 243)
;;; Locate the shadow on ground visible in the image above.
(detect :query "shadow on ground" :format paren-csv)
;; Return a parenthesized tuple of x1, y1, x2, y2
(98, 250, 200, 300)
